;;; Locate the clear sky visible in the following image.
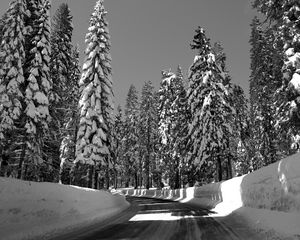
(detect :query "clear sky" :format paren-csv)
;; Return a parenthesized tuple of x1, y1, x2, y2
(0, 0, 257, 107)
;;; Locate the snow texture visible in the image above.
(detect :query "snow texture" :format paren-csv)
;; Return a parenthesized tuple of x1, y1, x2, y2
(0, 177, 129, 240)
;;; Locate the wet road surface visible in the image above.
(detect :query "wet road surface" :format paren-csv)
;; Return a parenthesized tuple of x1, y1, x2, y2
(51, 196, 264, 240)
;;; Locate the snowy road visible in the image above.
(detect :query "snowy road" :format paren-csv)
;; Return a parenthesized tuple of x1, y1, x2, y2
(50, 196, 264, 240)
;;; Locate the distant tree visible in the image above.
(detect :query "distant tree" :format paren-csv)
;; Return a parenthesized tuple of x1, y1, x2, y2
(172, 66, 189, 187)
(123, 85, 140, 188)
(111, 105, 125, 188)
(76, 0, 114, 189)
(228, 84, 251, 176)
(140, 81, 157, 189)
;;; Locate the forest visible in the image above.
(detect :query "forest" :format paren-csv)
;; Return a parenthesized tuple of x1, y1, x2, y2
(0, 0, 299, 190)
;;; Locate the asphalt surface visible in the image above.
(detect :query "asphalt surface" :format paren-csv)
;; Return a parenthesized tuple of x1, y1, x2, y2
(50, 196, 264, 240)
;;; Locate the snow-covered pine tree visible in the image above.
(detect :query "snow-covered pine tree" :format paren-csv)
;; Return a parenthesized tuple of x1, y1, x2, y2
(46, 3, 74, 179)
(158, 69, 182, 189)
(23, 0, 51, 165)
(0, 0, 29, 177)
(140, 81, 157, 189)
(0, 0, 52, 179)
(0, 0, 27, 140)
(59, 46, 81, 184)
(76, 0, 114, 189)
(186, 27, 233, 182)
(253, 0, 300, 152)
(123, 84, 140, 188)
(211, 41, 237, 179)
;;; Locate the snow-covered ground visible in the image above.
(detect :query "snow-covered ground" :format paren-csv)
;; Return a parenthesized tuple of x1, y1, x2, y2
(0, 177, 129, 240)
(122, 153, 300, 239)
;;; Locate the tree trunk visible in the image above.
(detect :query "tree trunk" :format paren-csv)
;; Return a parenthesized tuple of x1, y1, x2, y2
(217, 156, 222, 182)
(145, 154, 150, 189)
(226, 156, 233, 179)
(93, 169, 98, 189)
(18, 138, 27, 179)
(87, 165, 94, 188)
(134, 171, 138, 189)
(175, 168, 180, 189)
(105, 163, 109, 189)
(112, 168, 117, 189)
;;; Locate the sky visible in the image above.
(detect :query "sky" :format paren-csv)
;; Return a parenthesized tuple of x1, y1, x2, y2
(0, 0, 258, 108)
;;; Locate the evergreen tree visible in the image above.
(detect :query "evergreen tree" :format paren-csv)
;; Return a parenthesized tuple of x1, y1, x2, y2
(0, 0, 28, 140)
(212, 41, 237, 179)
(158, 69, 176, 188)
(228, 84, 251, 175)
(46, 3, 74, 180)
(123, 84, 140, 188)
(23, 0, 51, 164)
(59, 46, 81, 184)
(140, 81, 157, 189)
(0, 0, 52, 179)
(172, 66, 189, 187)
(186, 27, 232, 182)
(111, 105, 125, 188)
(249, 16, 284, 169)
(253, 0, 300, 151)
(76, 0, 114, 189)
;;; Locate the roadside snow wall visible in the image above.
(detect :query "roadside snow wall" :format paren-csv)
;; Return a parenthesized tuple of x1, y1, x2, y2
(0, 177, 129, 240)
(123, 153, 300, 237)
(124, 153, 300, 214)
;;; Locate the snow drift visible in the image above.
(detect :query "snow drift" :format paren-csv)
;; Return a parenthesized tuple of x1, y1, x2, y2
(0, 177, 129, 240)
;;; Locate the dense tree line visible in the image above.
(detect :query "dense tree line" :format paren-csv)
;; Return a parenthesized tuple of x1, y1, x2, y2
(0, 0, 299, 190)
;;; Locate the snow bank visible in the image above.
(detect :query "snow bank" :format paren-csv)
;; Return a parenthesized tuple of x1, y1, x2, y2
(122, 153, 300, 237)
(0, 177, 129, 240)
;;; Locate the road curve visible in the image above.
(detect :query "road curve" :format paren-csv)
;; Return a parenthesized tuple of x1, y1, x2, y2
(50, 196, 264, 240)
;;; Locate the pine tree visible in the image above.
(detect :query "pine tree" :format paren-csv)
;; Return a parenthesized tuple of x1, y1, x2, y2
(123, 84, 140, 188)
(158, 69, 176, 188)
(172, 66, 189, 187)
(111, 105, 125, 188)
(0, 0, 28, 139)
(249, 16, 284, 169)
(50, 3, 73, 104)
(212, 41, 237, 179)
(23, 0, 51, 163)
(140, 81, 157, 189)
(46, 3, 74, 180)
(76, 0, 114, 189)
(186, 27, 233, 182)
(0, 0, 52, 180)
(253, 0, 300, 152)
(0, 0, 28, 178)
(59, 46, 81, 184)
(228, 84, 251, 175)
